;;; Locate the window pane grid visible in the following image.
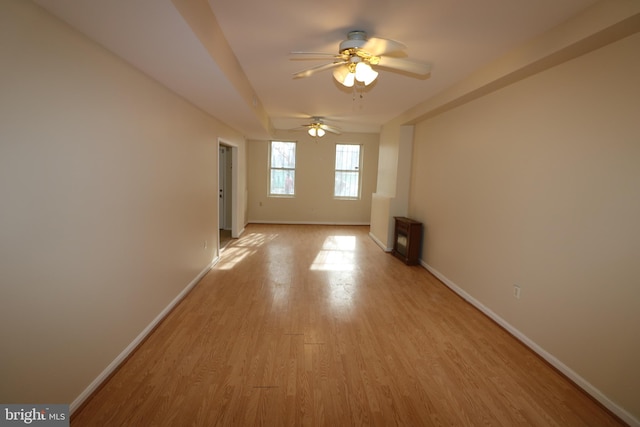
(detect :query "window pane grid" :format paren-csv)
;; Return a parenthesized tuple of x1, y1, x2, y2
(271, 141, 296, 168)
(334, 144, 361, 199)
(270, 141, 296, 196)
(335, 145, 360, 171)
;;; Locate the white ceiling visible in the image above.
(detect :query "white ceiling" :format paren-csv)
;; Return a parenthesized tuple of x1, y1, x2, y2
(34, 0, 598, 139)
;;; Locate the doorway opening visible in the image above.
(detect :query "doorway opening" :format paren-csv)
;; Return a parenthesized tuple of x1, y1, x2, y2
(218, 140, 238, 253)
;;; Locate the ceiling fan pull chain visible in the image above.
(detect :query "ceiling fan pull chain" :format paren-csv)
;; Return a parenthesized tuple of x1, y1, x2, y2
(351, 85, 365, 110)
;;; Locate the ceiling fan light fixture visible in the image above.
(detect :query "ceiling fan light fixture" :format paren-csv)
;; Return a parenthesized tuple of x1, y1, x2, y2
(333, 66, 355, 87)
(355, 62, 378, 86)
(342, 73, 355, 87)
(308, 125, 325, 138)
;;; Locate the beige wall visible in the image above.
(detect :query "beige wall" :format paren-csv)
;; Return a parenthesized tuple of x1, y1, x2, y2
(247, 131, 379, 224)
(375, 125, 402, 196)
(0, 0, 246, 406)
(410, 32, 640, 421)
(371, 0, 640, 258)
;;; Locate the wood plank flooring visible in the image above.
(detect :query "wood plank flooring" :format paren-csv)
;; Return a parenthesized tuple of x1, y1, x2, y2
(72, 224, 624, 426)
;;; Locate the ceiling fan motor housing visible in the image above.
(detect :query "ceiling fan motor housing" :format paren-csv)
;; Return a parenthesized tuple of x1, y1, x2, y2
(339, 30, 368, 53)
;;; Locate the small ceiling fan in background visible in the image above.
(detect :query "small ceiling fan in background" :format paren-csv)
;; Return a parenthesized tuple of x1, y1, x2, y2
(292, 117, 341, 138)
(291, 31, 431, 87)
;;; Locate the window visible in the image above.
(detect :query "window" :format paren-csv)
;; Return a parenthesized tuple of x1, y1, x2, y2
(269, 141, 296, 196)
(334, 144, 362, 199)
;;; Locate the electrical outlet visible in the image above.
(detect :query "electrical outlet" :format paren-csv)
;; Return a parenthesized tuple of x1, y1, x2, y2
(203, 240, 207, 249)
(513, 284, 521, 299)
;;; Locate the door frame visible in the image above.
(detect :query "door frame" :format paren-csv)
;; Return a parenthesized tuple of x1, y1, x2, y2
(217, 138, 240, 252)
(218, 146, 227, 230)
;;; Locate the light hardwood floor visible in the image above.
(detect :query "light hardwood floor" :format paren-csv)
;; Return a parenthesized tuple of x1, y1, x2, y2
(72, 224, 624, 426)
(219, 229, 232, 250)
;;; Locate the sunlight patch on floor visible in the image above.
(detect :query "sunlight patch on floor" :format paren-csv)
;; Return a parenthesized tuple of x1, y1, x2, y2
(327, 271, 357, 311)
(310, 235, 357, 271)
(216, 232, 277, 270)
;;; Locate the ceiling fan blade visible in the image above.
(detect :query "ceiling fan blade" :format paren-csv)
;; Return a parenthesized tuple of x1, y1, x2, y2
(361, 37, 406, 56)
(290, 51, 339, 56)
(320, 124, 341, 134)
(290, 52, 344, 61)
(293, 61, 344, 79)
(376, 56, 431, 76)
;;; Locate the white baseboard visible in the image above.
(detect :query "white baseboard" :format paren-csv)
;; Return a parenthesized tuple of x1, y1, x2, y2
(70, 258, 219, 414)
(369, 232, 392, 252)
(233, 226, 245, 239)
(248, 220, 370, 226)
(421, 261, 639, 427)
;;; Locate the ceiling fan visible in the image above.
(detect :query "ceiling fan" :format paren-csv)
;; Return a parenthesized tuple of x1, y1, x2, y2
(292, 31, 431, 87)
(293, 117, 341, 138)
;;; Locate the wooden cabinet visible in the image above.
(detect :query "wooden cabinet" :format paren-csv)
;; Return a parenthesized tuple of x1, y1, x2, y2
(392, 217, 422, 265)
